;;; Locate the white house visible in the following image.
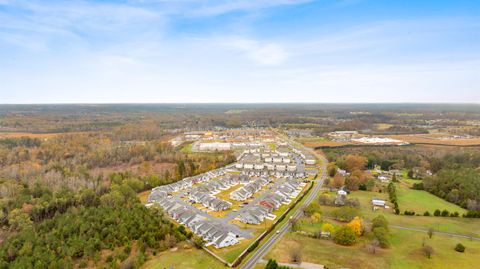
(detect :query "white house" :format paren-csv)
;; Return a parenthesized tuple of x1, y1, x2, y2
(371, 198, 386, 207)
(337, 189, 347, 196)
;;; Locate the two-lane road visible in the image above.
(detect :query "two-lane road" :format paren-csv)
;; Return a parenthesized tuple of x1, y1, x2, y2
(240, 152, 327, 269)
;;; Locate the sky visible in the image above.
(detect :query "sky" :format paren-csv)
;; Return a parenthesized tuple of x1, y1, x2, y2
(0, 0, 479, 104)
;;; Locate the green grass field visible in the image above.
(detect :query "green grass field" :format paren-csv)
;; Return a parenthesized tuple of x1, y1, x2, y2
(265, 229, 480, 269)
(180, 142, 193, 153)
(396, 182, 467, 215)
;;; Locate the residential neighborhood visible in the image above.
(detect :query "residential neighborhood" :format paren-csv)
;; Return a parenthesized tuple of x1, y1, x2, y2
(147, 130, 317, 249)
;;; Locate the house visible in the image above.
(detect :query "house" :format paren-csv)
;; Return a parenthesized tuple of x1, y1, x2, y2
(230, 177, 269, 201)
(320, 231, 331, 238)
(337, 189, 347, 196)
(377, 175, 390, 182)
(239, 205, 272, 224)
(213, 232, 238, 248)
(371, 197, 386, 207)
(235, 163, 244, 169)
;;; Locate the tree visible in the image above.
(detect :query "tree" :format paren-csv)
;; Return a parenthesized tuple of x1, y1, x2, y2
(366, 238, 380, 254)
(427, 228, 434, 239)
(423, 245, 434, 259)
(265, 259, 278, 269)
(290, 249, 302, 264)
(310, 212, 322, 223)
(346, 216, 363, 236)
(334, 226, 357, 246)
(192, 235, 204, 249)
(303, 203, 321, 217)
(454, 243, 465, 253)
(345, 155, 368, 173)
(7, 209, 32, 231)
(332, 206, 359, 222)
(372, 227, 390, 248)
(331, 174, 345, 189)
(321, 223, 335, 236)
(371, 215, 389, 231)
(327, 163, 337, 177)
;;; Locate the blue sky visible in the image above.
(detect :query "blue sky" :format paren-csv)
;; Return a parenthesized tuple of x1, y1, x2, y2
(1, 0, 479, 103)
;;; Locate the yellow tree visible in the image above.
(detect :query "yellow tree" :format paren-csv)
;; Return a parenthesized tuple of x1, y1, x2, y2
(321, 222, 335, 234)
(346, 216, 363, 236)
(311, 212, 322, 223)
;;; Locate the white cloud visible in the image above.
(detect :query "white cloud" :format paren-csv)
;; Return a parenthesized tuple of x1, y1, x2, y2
(188, 0, 312, 16)
(221, 37, 288, 65)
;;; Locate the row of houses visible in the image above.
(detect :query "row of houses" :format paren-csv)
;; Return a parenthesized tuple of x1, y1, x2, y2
(242, 170, 305, 179)
(230, 177, 270, 201)
(238, 179, 304, 225)
(194, 174, 241, 194)
(188, 190, 232, 211)
(147, 168, 226, 203)
(156, 199, 239, 248)
(291, 147, 316, 165)
(236, 161, 297, 171)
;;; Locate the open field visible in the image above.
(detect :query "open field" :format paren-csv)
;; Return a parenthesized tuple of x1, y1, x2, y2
(298, 138, 349, 148)
(388, 134, 480, 146)
(395, 182, 467, 215)
(142, 243, 228, 269)
(265, 229, 480, 269)
(0, 131, 82, 138)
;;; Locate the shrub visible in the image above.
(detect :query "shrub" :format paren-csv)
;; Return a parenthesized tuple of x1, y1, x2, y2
(434, 209, 441, 216)
(441, 209, 450, 217)
(450, 211, 459, 217)
(404, 210, 415, 216)
(423, 211, 430, 216)
(412, 182, 424, 190)
(248, 241, 259, 252)
(455, 243, 465, 253)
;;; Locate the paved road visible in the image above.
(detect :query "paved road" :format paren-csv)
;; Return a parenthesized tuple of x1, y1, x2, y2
(240, 149, 327, 269)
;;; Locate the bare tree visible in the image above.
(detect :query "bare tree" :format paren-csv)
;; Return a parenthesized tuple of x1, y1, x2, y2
(423, 245, 434, 259)
(366, 239, 380, 255)
(290, 248, 302, 264)
(427, 228, 434, 239)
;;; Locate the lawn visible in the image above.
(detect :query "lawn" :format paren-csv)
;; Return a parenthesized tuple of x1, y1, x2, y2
(265, 229, 480, 269)
(142, 243, 228, 269)
(180, 142, 193, 153)
(395, 182, 467, 215)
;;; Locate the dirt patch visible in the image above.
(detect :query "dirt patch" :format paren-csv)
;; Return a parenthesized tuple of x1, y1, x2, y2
(389, 134, 480, 146)
(91, 162, 175, 177)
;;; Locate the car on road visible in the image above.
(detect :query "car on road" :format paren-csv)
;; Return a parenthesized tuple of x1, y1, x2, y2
(276, 230, 280, 234)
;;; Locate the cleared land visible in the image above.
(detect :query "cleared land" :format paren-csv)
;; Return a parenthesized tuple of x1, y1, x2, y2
(0, 131, 80, 138)
(142, 243, 227, 269)
(388, 134, 480, 146)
